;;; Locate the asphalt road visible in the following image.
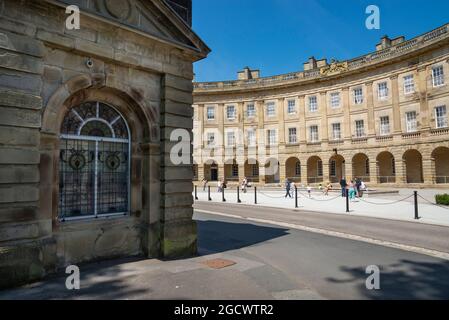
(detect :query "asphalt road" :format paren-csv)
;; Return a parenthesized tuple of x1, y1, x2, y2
(195, 210, 449, 299)
(194, 202, 449, 254)
(1, 207, 448, 300)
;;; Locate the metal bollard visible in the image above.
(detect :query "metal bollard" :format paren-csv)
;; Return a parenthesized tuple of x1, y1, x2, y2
(194, 185, 198, 201)
(414, 191, 419, 220)
(346, 188, 350, 213)
(295, 186, 298, 208)
(208, 186, 211, 201)
(254, 186, 257, 204)
(237, 186, 242, 203)
(222, 186, 226, 202)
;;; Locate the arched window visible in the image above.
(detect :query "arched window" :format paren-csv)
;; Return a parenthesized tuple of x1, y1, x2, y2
(59, 102, 130, 220)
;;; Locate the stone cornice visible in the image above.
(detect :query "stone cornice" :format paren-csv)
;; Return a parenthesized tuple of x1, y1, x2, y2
(194, 23, 449, 94)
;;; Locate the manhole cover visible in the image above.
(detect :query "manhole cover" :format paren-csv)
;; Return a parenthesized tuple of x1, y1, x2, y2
(202, 258, 236, 269)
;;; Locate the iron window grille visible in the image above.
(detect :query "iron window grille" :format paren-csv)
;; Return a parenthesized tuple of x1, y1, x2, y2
(59, 102, 130, 221)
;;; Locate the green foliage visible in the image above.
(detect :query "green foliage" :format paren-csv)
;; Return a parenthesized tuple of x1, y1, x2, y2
(435, 194, 449, 205)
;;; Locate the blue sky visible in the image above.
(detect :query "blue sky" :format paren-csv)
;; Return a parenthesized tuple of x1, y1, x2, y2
(192, 0, 449, 82)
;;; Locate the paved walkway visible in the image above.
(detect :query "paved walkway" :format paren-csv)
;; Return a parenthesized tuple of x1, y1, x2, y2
(2, 212, 449, 300)
(194, 188, 449, 227)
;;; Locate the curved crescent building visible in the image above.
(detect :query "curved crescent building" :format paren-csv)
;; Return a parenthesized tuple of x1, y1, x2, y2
(192, 24, 449, 188)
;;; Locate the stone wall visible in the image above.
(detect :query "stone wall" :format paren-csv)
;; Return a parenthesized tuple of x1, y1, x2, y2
(0, 0, 208, 288)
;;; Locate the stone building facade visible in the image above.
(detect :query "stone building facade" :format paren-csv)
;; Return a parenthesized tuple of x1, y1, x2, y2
(193, 24, 449, 188)
(0, 0, 209, 288)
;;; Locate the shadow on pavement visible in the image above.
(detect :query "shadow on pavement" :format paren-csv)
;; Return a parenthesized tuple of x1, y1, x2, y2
(326, 259, 449, 299)
(197, 219, 290, 255)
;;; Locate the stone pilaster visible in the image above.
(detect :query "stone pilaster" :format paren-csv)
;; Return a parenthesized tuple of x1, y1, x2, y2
(298, 96, 306, 144)
(366, 82, 375, 136)
(391, 75, 401, 134)
(417, 67, 430, 130)
(342, 88, 351, 140)
(320, 92, 329, 142)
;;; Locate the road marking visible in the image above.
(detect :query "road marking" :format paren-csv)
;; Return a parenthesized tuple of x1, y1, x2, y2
(195, 209, 449, 261)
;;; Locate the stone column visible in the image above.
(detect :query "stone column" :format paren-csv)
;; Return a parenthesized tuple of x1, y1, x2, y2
(278, 98, 286, 145)
(218, 103, 225, 167)
(366, 82, 375, 136)
(391, 75, 401, 134)
(417, 67, 430, 130)
(236, 102, 245, 180)
(322, 161, 330, 184)
(369, 160, 379, 184)
(197, 164, 205, 182)
(298, 96, 307, 144)
(160, 74, 197, 259)
(320, 92, 329, 142)
(423, 156, 434, 185)
(342, 88, 351, 140)
(257, 100, 266, 185)
(300, 162, 308, 186)
(280, 160, 286, 182)
(396, 158, 406, 185)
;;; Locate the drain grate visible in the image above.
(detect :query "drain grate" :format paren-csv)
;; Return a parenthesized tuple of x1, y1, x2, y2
(201, 258, 236, 269)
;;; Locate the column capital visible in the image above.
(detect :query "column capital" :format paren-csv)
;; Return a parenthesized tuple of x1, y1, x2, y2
(390, 74, 399, 81)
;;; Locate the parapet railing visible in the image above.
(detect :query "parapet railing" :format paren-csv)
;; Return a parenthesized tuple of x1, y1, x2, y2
(194, 24, 449, 91)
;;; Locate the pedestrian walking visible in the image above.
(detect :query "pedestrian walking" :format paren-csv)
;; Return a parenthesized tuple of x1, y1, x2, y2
(307, 185, 312, 198)
(355, 177, 362, 197)
(241, 177, 248, 193)
(359, 180, 366, 198)
(324, 182, 332, 196)
(284, 179, 292, 198)
(202, 178, 208, 191)
(349, 180, 357, 201)
(339, 177, 347, 197)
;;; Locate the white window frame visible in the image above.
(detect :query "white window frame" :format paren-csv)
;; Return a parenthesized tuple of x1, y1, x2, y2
(435, 105, 448, 129)
(380, 116, 390, 136)
(247, 129, 256, 146)
(227, 131, 236, 146)
(309, 125, 319, 142)
(246, 104, 256, 118)
(405, 111, 418, 133)
(330, 92, 341, 109)
(226, 105, 236, 120)
(403, 75, 415, 95)
(206, 106, 215, 120)
(377, 82, 389, 100)
(353, 87, 364, 105)
(267, 129, 277, 145)
(308, 96, 318, 112)
(206, 132, 215, 146)
(287, 99, 297, 115)
(288, 127, 297, 144)
(266, 102, 276, 117)
(332, 123, 341, 140)
(432, 65, 445, 87)
(355, 120, 365, 138)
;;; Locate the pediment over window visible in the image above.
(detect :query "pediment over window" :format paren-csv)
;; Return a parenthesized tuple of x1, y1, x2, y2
(54, 0, 209, 57)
